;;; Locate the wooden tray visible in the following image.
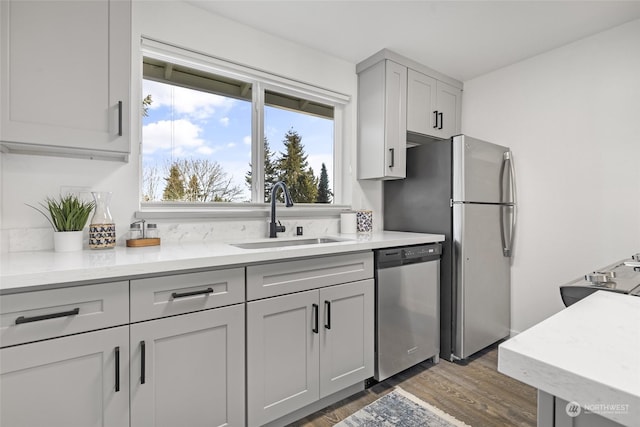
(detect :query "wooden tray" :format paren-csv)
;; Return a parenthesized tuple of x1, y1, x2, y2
(126, 238, 160, 247)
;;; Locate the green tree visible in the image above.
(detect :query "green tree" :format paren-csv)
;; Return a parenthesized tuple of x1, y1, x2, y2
(277, 128, 318, 203)
(162, 164, 185, 201)
(245, 138, 279, 202)
(142, 94, 152, 117)
(316, 163, 332, 203)
(185, 174, 200, 202)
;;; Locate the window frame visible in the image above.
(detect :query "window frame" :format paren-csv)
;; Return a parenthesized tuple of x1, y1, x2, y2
(139, 38, 349, 213)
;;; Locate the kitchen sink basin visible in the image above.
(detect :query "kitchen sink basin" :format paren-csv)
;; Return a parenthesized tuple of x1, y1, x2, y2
(230, 237, 348, 249)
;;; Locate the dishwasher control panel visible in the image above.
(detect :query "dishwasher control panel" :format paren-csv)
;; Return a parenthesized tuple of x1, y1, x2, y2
(403, 245, 442, 260)
(376, 243, 442, 268)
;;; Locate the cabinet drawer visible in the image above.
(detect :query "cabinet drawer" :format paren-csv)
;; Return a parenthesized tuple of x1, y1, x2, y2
(130, 268, 244, 322)
(247, 252, 374, 300)
(0, 281, 129, 347)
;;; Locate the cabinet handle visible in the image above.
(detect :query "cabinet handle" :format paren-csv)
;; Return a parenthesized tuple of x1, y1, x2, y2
(171, 288, 213, 299)
(140, 341, 146, 385)
(15, 307, 80, 325)
(438, 112, 444, 130)
(433, 110, 439, 129)
(118, 101, 123, 136)
(324, 300, 331, 330)
(115, 346, 120, 392)
(389, 148, 394, 168)
(312, 303, 319, 334)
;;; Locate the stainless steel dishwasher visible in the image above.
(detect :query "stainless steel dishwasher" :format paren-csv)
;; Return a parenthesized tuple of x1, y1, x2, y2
(374, 243, 441, 381)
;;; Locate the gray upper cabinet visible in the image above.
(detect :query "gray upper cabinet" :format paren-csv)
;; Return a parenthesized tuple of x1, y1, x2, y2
(0, 0, 131, 161)
(357, 59, 407, 180)
(357, 49, 463, 179)
(407, 69, 462, 139)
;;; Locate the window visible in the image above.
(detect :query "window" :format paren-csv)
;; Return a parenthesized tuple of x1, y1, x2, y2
(141, 41, 346, 207)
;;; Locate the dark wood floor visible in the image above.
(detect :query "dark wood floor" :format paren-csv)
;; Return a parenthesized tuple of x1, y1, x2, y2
(289, 344, 537, 427)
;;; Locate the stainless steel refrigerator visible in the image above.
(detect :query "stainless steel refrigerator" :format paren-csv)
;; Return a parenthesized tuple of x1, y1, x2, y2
(384, 134, 516, 361)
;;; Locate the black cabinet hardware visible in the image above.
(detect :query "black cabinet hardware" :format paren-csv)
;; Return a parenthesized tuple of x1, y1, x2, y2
(438, 112, 444, 130)
(324, 301, 331, 330)
(15, 307, 80, 325)
(171, 288, 213, 299)
(117, 101, 123, 136)
(312, 303, 319, 334)
(140, 341, 146, 385)
(389, 148, 395, 168)
(115, 346, 120, 392)
(433, 110, 439, 129)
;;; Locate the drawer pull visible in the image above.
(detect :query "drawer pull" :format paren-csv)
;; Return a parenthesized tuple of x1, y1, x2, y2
(15, 307, 80, 325)
(171, 288, 214, 299)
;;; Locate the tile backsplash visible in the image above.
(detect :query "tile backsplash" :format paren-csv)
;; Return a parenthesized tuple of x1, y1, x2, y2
(2, 218, 340, 252)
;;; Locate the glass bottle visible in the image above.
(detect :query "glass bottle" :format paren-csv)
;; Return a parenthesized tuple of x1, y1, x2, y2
(89, 191, 116, 249)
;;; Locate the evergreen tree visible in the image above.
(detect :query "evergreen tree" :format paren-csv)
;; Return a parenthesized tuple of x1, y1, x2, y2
(245, 138, 279, 202)
(277, 128, 318, 203)
(185, 174, 199, 202)
(163, 164, 185, 201)
(316, 163, 332, 203)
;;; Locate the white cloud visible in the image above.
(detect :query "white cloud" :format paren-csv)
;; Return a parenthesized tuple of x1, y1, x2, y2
(143, 79, 234, 121)
(219, 117, 230, 127)
(227, 142, 236, 148)
(142, 119, 205, 154)
(243, 135, 251, 145)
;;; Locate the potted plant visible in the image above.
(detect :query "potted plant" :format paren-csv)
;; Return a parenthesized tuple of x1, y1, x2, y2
(28, 195, 95, 252)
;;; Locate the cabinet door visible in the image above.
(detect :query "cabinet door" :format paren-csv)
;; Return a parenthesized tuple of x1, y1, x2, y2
(130, 304, 245, 427)
(0, 326, 129, 427)
(357, 59, 406, 179)
(0, 0, 130, 159)
(383, 60, 407, 179)
(319, 279, 374, 397)
(435, 80, 462, 139)
(407, 69, 438, 135)
(247, 290, 320, 426)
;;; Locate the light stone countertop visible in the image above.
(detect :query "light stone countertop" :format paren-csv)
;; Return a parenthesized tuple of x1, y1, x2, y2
(498, 291, 640, 426)
(0, 231, 444, 294)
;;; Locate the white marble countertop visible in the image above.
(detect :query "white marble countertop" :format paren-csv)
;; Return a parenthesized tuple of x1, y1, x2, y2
(498, 291, 640, 426)
(0, 231, 444, 293)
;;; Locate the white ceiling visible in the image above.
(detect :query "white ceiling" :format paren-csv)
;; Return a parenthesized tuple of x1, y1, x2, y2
(187, 1, 640, 82)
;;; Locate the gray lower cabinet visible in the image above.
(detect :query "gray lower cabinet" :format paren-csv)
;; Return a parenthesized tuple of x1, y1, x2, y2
(130, 304, 245, 427)
(0, 325, 130, 427)
(247, 279, 374, 426)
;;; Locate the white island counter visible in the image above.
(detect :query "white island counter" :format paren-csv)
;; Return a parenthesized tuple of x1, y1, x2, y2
(499, 291, 640, 427)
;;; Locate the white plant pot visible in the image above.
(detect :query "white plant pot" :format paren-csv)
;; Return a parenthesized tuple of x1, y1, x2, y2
(53, 231, 83, 252)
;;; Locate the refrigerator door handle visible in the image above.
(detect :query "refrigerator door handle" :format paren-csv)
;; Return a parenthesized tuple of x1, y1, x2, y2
(501, 152, 517, 257)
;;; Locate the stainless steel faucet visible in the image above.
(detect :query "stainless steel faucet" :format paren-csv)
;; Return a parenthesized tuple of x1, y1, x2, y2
(269, 181, 294, 238)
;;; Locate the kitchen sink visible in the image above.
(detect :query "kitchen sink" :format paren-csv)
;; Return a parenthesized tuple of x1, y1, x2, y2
(230, 237, 348, 249)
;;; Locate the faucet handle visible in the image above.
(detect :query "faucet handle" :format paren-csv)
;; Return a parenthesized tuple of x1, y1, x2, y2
(276, 220, 286, 233)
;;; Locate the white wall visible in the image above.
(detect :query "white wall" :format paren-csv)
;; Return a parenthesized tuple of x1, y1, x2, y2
(462, 19, 640, 332)
(0, 1, 382, 250)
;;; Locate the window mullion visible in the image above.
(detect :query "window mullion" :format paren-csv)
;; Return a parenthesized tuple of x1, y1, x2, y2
(252, 82, 265, 203)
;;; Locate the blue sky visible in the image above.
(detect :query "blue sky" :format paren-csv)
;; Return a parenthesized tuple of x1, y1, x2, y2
(142, 79, 333, 202)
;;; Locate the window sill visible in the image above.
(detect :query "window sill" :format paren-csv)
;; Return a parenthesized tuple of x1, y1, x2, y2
(136, 203, 351, 220)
